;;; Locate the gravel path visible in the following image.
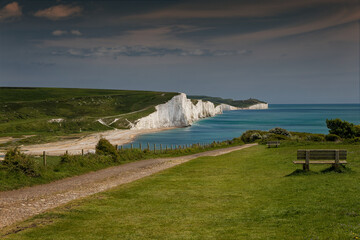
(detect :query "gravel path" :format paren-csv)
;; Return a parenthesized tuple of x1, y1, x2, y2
(0, 144, 257, 229)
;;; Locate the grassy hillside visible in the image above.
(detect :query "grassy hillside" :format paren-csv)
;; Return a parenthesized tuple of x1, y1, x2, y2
(3, 142, 359, 239)
(189, 95, 266, 108)
(0, 87, 177, 141)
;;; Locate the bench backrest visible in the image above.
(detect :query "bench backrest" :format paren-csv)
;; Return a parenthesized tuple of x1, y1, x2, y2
(297, 149, 347, 160)
(267, 141, 280, 144)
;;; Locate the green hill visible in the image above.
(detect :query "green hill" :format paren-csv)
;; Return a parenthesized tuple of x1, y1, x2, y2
(0, 87, 177, 140)
(189, 95, 266, 108)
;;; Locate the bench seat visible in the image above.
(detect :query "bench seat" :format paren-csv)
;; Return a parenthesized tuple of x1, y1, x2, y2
(294, 149, 347, 171)
(293, 160, 347, 164)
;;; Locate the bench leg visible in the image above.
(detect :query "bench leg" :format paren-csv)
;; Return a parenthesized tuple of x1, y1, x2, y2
(303, 164, 309, 171)
(332, 163, 339, 171)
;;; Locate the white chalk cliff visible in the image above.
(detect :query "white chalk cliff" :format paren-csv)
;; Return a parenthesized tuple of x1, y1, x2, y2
(241, 103, 268, 110)
(131, 93, 268, 130)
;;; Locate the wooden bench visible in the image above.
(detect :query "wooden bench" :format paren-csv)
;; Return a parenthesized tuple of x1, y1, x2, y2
(267, 141, 280, 148)
(293, 149, 347, 171)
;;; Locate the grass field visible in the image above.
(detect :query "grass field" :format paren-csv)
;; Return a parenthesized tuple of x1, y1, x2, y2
(3, 142, 360, 239)
(0, 87, 177, 145)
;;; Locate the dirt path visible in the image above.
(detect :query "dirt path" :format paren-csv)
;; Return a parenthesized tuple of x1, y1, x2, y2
(0, 144, 257, 229)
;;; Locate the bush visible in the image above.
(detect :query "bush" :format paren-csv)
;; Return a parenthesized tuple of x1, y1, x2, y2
(250, 133, 262, 142)
(2, 148, 38, 176)
(306, 134, 325, 142)
(269, 128, 291, 137)
(61, 154, 113, 165)
(344, 137, 360, 144)
(325, 134, 341, 142)
(326, 119, 356, 139)
(241, 130, 264, 143)
(95, 138, 119, 161)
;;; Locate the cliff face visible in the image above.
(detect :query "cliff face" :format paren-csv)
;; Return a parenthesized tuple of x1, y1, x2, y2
(132, 93, 221, 129)
(131, 93, 267, 130)
(243, 103, 268, 110)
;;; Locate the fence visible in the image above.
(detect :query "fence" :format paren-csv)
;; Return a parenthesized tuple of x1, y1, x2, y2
(35, 141, 222, 166)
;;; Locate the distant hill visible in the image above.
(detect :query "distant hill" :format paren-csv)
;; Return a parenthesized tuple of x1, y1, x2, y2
(0, 87, 177, 138)
(188, 95, 267, 108)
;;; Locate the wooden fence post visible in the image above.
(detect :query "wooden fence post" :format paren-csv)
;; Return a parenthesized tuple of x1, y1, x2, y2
(82, 149, 84, 156)
(147, 143, 150, 151)
(139, 143, 142, 150)
(334, 149, 340, 170)
(43, 151, 47, 166)
(66, 150, 68, 155)
(154, 144, 156, 153)
(115, 145, 118, 150)
(120, 146, 123, 150)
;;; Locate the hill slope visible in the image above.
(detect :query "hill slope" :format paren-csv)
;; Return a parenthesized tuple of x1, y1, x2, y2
(188, 95, 266, 108)
(0, 87, 177, 138)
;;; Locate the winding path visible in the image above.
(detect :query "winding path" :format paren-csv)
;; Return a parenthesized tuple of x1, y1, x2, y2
(0, 144, 257, 229)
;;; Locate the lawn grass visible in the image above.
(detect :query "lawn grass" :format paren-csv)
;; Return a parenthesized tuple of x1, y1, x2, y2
(3, 142, 360, 239)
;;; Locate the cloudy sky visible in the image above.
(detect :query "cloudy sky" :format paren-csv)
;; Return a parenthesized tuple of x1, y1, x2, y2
(0, 0, 359, 103)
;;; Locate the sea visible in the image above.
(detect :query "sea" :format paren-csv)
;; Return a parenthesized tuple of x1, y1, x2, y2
(123, 104, 360, 149)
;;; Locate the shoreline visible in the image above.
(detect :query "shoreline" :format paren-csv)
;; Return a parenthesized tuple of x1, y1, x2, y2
(19, 127, 176, 156)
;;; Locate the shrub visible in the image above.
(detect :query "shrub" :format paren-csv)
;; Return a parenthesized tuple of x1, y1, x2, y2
(2, 148, 38, 176)
(241, 130, 264, 143)
(250, 133, 262, 142)
(95, 138, 120, 161)
(269, 128, 291, 137)
(325, 134, 341, 142)
(306, 134, 325, 142)
(61, 154, 113, 165)
(326, 119, 356, 139)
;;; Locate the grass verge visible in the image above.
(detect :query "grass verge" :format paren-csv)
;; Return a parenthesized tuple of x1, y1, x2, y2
(0, 139, 243, 191)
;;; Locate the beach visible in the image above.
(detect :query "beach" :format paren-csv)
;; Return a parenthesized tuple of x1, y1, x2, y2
(16, 128, 175, 156)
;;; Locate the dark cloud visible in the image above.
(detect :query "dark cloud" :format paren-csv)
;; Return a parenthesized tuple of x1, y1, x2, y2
(50, 46, 252, 58)
(31, 61, 55, 67)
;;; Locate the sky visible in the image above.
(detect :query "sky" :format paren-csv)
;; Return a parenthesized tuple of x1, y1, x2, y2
(0, 0, 359, 103)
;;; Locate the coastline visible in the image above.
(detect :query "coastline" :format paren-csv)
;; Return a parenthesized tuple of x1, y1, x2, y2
(19, 127, 176, 156)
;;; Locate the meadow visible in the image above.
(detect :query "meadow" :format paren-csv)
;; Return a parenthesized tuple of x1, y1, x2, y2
(2, 142, 359, 239)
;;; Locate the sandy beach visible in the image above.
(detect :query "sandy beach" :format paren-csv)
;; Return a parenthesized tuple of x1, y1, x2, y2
(17, 128, 175, 156)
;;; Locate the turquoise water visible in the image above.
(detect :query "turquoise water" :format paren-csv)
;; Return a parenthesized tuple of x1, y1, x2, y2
(123, 104, 360, 148)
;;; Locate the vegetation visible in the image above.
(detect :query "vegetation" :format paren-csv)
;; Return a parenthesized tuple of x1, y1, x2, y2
(2, 148, 38, 177)
(95, 138, 120, 161)
(2, 142, 359, 239)
(0, 87, 177, 146)
(188, 95, 266, 108)
(326, 118, 360, 139)
(269, 127, 291, 137)
(0, 137, 244, 191)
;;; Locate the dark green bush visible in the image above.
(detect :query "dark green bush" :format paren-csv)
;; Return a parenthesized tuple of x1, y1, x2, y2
(269, 127, 291, 137)
(325, 134, 341, 142)
(241, 130, 265, 143)
(60, 154, 113, 165)
(306, 134, 325, 142)
(326, 119, 356, 139)
(2, 148, 38, 176)
(95, 138, 119, 161)
(250, 132, 262, 142)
